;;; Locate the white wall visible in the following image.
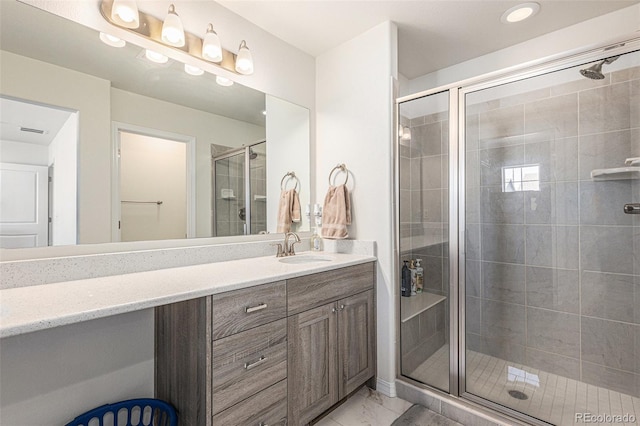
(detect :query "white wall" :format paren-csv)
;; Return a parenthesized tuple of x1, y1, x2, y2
(266, 95, 311, 232)
(0, 140, 48, 165)
(111, 88, 265, 238)
(49, 113, 78, 246)
(0, 310, 154, 426)
(316, 21, 398, 396)
(0, 50, 111, 244)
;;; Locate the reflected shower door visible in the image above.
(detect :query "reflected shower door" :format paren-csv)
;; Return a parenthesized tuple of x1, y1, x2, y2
(214, 151, 246, 236)
(398, 90, 450, 392)
(463, 49, 640, 424)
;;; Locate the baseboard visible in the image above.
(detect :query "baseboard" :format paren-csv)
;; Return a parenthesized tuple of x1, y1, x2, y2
(375, 377, 397, 398)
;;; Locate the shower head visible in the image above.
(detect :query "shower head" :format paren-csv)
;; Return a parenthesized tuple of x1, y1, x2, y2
(579, 55, 620, 80)
(249, 148, 258, 159)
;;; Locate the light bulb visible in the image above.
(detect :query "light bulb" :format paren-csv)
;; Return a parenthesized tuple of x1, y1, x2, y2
(202, 24, 222, 62)
(161, 4, 185, 47)
(111, 0, 139, 28)
(501, 3, 540, 23)
(235, 40, 254, 75)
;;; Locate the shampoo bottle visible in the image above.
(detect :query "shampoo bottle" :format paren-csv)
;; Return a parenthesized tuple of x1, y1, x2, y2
(415, 259, 424, 294)
(401, 261, 411, 297)
(409, 260, 417, 296)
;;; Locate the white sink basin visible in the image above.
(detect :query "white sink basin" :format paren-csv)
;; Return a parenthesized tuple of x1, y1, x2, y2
(279, 255, 333, 264)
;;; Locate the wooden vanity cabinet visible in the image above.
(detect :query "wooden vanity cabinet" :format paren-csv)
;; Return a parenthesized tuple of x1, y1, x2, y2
(155, 262, 375, 426)
(287, 263, 376, 426)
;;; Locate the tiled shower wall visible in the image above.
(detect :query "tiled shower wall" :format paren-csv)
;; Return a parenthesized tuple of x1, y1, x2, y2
(465, 65, 640, 397)
(399, 109, 449, 375)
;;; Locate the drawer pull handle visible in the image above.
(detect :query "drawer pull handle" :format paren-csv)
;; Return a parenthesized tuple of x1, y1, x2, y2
(244, 355, 266, 370)
(245, 303, 268, 313)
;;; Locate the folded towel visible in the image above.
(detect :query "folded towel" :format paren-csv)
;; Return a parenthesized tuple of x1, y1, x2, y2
(276, 189, 301, 233)
(321, 184, 351, 239)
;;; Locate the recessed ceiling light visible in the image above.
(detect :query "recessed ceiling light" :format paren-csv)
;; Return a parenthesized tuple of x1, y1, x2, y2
(501, 2, 540, 23)
(184, 64, 204, 76)
(145, 49, 169, 64)
(99, 32, 126, 48)
(216, 76, 234, 87)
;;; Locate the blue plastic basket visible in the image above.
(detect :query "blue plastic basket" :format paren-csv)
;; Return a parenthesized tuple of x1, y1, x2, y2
(65, 398, 178, 426)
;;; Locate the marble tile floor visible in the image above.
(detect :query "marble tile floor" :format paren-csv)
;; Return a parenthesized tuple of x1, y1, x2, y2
(409, 345, 640, 426)
(313, 386, 413, 426)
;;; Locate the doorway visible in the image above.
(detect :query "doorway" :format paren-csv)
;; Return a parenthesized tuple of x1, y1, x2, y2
(112, 123, 195, 242)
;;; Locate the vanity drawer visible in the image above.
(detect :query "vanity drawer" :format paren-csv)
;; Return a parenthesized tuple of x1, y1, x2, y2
(212, 280, 286, 340)
(212, 379, 287, 426)
(212, 318, 287, 415)
(287, 262, 375, 315)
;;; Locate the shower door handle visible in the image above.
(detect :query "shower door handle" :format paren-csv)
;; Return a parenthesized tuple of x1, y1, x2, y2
(623, 203, 640, 214)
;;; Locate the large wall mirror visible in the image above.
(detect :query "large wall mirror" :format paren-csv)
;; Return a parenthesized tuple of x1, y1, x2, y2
(0, 0, 310, 251)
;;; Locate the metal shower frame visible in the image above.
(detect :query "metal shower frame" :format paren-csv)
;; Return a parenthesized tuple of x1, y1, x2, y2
(394, 35, 640, 425)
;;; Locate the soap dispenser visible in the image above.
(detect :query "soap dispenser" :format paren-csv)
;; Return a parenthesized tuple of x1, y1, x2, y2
(310, 227, 323, 252)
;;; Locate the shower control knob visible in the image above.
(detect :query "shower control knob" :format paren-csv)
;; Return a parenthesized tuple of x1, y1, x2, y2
(623, 203, 640, 214)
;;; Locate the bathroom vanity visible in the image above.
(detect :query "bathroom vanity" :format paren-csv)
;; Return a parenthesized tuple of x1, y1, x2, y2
(155, 261, 376, 426)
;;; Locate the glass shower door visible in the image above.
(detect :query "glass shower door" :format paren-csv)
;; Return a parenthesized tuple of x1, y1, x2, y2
(398, 90, 451, 392)
(463, 49, 640, 424)
(214, 151, 246, 236)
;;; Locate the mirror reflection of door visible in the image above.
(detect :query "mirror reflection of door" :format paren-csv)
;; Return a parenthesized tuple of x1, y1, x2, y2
(0, 97, 78, 248)
(118, 131, 189, 242)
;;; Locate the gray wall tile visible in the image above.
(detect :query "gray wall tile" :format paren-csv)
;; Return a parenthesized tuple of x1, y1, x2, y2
(481, 224, 525, 264)
(482, 261, 525, 304)
(526, 267, 579, 314)
(525, 93, 578, 142)
(524, 137, 578, 182)
(482, 300, 525, 345)
(465, 260, 481, 298)
(525, 348, 580, 381)
(401, 317, 420, 354)
(581, 317, 639, 373)
(527, 307, 580, 358)
(466, 296, 482, 335)
(480, 145, 525, 186)
(582, 271, 639, 324)
(478, 104, 524, 148)
(525, 225, 578, 269)
(579, 81, 631, 134)
(578, 130, 633, 180)
(412, 122, 443, 157)
(581, 226, 635, 274)
(579, 180, 633, 226)
(411, 155, 442, 190)
(481, 186, 524, 224)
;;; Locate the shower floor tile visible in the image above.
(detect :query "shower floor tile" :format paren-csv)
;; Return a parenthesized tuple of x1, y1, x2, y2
(409, 345, 640, 425)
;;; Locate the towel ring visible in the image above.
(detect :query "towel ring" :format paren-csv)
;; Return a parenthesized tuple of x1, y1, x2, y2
(280, 171, 299, 192)
(328, 163, 349, 186)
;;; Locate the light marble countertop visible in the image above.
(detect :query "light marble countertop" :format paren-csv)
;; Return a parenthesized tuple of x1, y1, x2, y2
(0, 251, 376, 338)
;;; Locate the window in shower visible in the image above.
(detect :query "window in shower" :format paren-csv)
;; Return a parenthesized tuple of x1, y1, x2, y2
(398, 90, 451, 392)
(463, 48, 640, 424)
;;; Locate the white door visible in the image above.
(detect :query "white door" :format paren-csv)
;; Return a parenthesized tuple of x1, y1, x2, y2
(0, 163, 49, 248)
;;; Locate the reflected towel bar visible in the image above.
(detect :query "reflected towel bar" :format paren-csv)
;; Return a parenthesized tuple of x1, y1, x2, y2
(121, 200, 163, 205)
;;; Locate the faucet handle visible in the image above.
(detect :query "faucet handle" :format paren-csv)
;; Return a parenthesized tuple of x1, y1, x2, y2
(270, 243, 284, 257)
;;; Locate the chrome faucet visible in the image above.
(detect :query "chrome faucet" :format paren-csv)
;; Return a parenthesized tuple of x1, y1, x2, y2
(283, 232, 301, 256)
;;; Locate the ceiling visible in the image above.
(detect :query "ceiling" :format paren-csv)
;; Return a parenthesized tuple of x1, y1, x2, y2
(218, 0, 639, 79)
(0, 98, 73, 145)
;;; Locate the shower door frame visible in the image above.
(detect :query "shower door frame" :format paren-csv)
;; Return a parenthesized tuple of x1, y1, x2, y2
(395, 35, 640, 425)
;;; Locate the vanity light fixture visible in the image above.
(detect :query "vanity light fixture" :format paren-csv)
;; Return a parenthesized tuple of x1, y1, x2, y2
(216, 76, 234, 86)
(184, 64, 204, 76)
(99, 32, 126, 48)
(235, 40, 254, 75)
(202, 24, 223, 63)
(145, 49, 169, 64)
(161, 4, 185, 47)
(110, 0, 139, 28)
(501, 2, 540, 23)
(100, 0, 254, 76)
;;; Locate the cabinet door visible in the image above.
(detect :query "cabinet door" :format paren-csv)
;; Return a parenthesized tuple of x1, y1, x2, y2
(288, 302, 338, 425)
(338, 290, 375, 398)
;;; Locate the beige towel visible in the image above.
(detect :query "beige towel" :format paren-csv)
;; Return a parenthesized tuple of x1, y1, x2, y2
(321, 184, 351, 239)
(276, 189, 301, 233)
